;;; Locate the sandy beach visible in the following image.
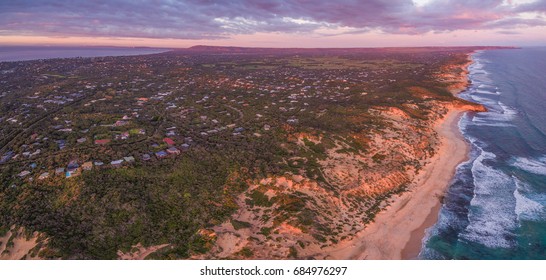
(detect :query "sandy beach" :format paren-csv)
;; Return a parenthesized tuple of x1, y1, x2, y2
(315, 107, 470, 259)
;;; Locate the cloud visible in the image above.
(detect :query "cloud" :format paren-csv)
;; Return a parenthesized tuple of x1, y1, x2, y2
(514, 0, 546, 13)
(0, 0, 545, 40)
(496, 30, 521, 34)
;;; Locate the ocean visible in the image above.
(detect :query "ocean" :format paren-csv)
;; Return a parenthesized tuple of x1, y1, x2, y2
(0, 46, 169, 62)
(420, 47, 546, 259)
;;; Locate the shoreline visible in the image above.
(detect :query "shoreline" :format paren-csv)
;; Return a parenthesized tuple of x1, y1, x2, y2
(316, 107, 470, 259)
(400, 109, 469, 259)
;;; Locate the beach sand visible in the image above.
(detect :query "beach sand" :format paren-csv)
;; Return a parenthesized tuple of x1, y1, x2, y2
(315, 107, 469, 260)
(0, 227, 40, 260)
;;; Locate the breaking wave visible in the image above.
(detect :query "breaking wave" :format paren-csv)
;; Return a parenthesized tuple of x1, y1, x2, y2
(511, 156, 546, 176)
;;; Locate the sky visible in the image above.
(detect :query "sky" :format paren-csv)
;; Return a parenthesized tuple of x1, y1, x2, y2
(0, 0, 545, 48)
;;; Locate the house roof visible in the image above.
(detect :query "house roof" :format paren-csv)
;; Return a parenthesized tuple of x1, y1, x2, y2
(124, 156, 135, 162)
(94, 139, 110, 145)
(163, 137, 175, 146)
(155, 151, 168, 157)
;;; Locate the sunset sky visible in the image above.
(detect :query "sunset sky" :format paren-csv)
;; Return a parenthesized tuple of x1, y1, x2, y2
(1, 0, 545, 48)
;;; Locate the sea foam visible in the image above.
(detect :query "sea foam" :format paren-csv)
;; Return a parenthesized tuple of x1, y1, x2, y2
(460, 147, 517, 248)
(511, 156, 546, 176)
(514, 181, 545, 221)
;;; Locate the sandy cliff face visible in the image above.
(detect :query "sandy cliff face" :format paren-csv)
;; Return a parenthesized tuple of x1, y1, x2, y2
(199, 101, 452, 259)
(452, 99, 487, 112)
(196, 53, 479, 260)
(437, 55, 473, 94)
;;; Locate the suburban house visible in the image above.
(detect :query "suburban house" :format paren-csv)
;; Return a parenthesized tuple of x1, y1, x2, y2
(67, 162, 79, 172)
(66, 168, 81, 178)
(114, 120, 128, 127)
(94, 139, 111, 145)
(82, 161, 93, 171)
(38, 172, 50, 180)
(124, 156, 135, 163)
(163, 137, 175, 146)
(116, 131, 130, 140)
(111, 159, 124, 167)
(166, 147, 180, 155)
(155, 150, 168, 159)
(18, 170, 31, 178)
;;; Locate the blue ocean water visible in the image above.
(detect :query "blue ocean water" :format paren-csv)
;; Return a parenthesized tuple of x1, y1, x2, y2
(420, 47, 546, 259)
(0, 46, 169, 62)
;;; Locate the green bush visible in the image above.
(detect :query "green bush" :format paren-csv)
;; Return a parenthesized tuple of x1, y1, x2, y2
(231, 219, 252, 230)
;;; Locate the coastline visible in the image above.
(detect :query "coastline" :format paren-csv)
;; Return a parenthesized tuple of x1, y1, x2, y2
(316, 107, 470, 259)
(400, 108, 469, 259)
(312, 53, 478, 260)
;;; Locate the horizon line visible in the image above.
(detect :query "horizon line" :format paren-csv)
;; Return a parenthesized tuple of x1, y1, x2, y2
(0, 44, 526, 49)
